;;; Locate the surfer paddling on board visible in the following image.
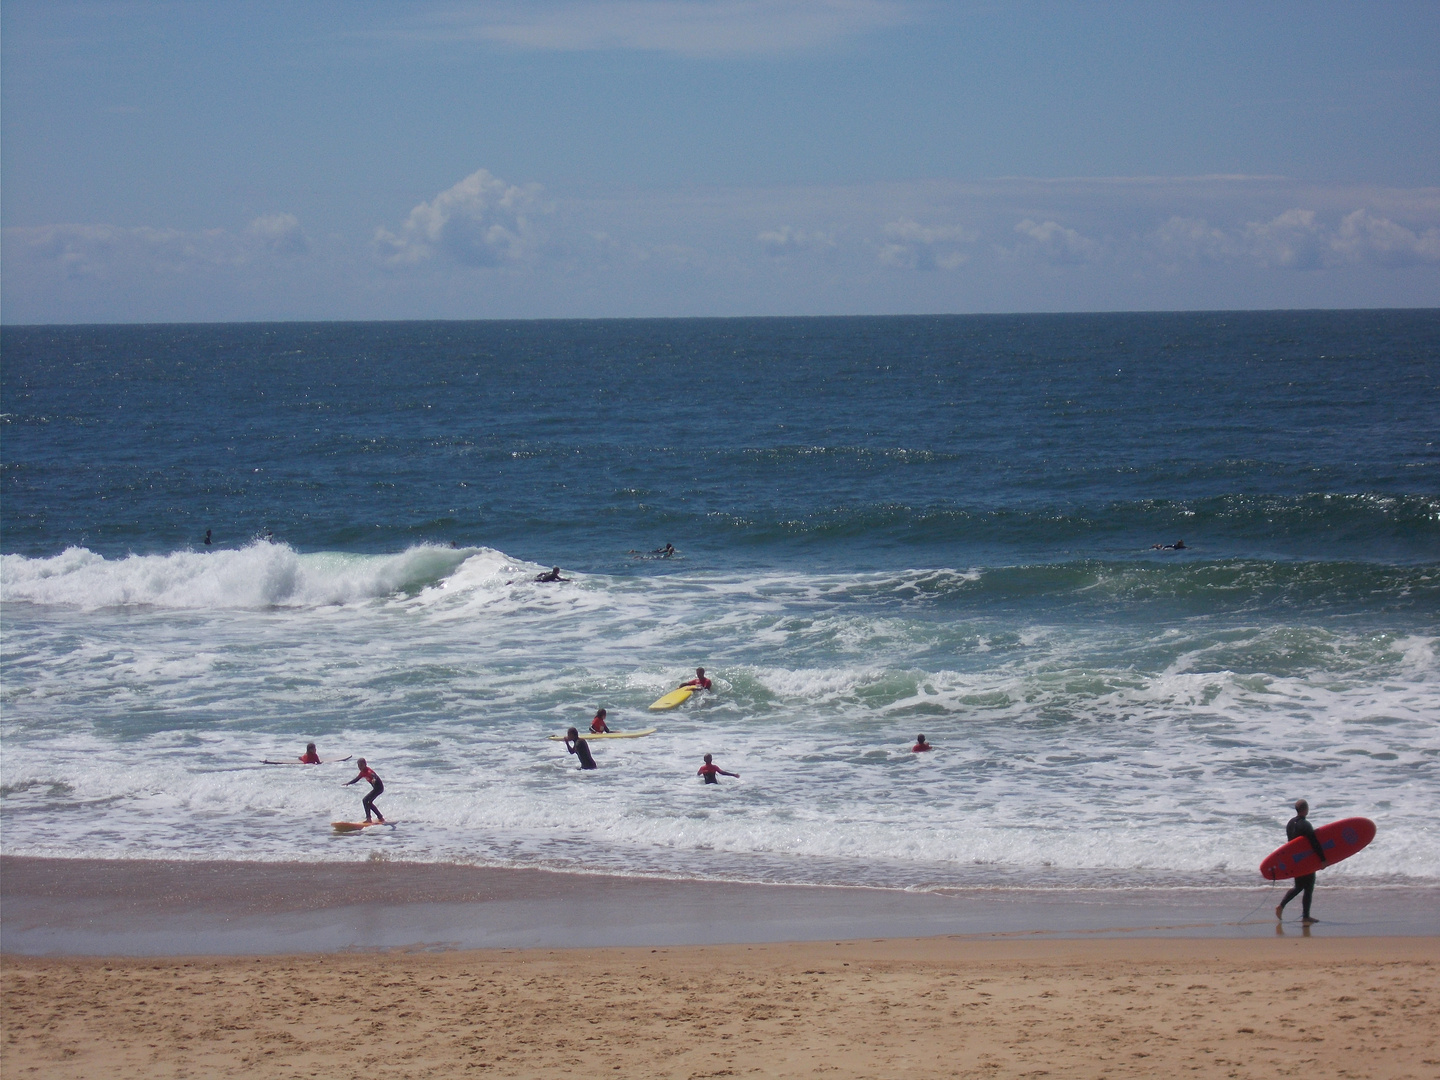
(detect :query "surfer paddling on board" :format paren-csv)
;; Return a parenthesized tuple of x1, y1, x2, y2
(564, 727, 598, 770)
(590, 708, 612, 734)
(300, 743, 321, 764)
(1276, 799, 1326, 924)
(912, 735, 932, 753)
(678, 667, 712, 692)
(535, 566, 570, 583)
(653, 543, 676, 558)
(697, 754, 738, 784)
(344, 759, 385, 823)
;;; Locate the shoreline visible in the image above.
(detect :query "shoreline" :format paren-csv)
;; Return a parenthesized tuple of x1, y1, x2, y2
(4, 854, 1436, 956)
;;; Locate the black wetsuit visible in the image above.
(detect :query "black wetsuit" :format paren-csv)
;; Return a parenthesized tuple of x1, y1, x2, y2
(363, 776, 384, 821)
(1278, 814, 1326, 918)
(568, 737, 597, 770)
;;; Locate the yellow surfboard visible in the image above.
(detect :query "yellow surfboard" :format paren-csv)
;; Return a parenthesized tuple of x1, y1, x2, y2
(547, 728, 658, 740)
(648, 687, 695, 711)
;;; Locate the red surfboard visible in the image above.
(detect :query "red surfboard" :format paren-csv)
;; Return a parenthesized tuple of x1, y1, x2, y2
(1259, 817, 1375, 880)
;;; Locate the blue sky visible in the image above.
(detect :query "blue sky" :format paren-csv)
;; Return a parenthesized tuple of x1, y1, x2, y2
(3, 0, 1437, 322)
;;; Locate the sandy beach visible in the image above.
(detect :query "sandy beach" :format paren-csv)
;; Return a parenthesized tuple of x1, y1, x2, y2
(4, 936, 1437, 1079)
(3, 857, 1438, 1077)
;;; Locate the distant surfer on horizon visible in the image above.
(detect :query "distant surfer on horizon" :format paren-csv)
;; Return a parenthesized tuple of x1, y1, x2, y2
(564, 727, 598, 770)
(590, 708, 612, 734)
(535, 566, 570, 582)
(1276, 799, 1326, 924)
(344, 759, 385, 823)
(679, 667, 712, 692)
(203, 529, 212, 547)
(697, 753, 738, 784)
(912, 734, 932, 753)
(1151, 540, 1186, 550)
(300, 742, 321, 764)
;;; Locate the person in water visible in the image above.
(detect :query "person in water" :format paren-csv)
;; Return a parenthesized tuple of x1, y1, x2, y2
(1276, 798, 1326, 924)
(564, 727, 597, 770)
(1152, 540, 1187, 550)
(535, 566, 569, 582)
(679, 667, 712, 691)
(652, 543, 676, 558)
(912, 735, 932, 753)
(203, 529, 212, 547)
(345, 759, 385, 823)
(300, 742, 321, 764)
(590, 708, 612, 734)
(697, 753, 738, 784)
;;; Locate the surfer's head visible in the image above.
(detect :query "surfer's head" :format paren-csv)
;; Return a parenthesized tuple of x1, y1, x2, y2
(306, 743, 317, 753)
(696, 667, 705, 676)
(704, 754, 713, 763)
(1294, 799, 1309, 816)
(357, 758, 367, 769)
(567, 727, 579, 739)
(595, 708, 606, 719)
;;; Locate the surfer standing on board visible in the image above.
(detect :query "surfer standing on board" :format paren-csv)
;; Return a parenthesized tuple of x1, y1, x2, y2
(590, 708, 612, 734)
(679, 667, 712, 691)
(344, 759, 385, 823)
(697, 754, 738, 784)
(564, 727, 598, 770)
(1276, 799, 1326, 924)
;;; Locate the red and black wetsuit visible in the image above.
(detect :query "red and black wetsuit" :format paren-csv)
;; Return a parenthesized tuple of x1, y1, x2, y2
(698, 763, 722, 784)
(1278, 815, 1326, 918)
(357, 765, 384, 821)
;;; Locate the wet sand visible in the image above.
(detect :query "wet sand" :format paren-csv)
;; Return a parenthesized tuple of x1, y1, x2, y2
(4, 856, 1437, 955)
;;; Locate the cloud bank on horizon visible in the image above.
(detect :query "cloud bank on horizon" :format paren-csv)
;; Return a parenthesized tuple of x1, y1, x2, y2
(2, 1, 1437, 322)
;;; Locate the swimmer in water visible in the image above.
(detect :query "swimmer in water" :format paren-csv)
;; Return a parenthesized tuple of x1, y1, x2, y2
(652, 543, 676, 558)
(697, 753, 738, 784)
(300, 742, 321, 764)
(590, 708, 612, 734)
(912, 735, 932, 753)
(564, 727, 597, 770)
(679, 667, 712, 691)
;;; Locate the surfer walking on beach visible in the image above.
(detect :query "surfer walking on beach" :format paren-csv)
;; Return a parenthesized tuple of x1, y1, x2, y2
(345, 759, 385, 823)
(679, 667, 712, 692)
(590, 708, 612, 734)
(697, 754, 738, 784)
(1276, 799, 1326, 924)
(564, 727, 598, 770)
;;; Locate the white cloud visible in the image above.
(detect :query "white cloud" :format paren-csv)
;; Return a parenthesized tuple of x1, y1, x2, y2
(877, 218, 971, 270)
(1243, 208, 1327, 270)
(246, 213, 309, 255)
(758, 225, 836, 255)
(1330, 208, 1440, 268)
(1146, 216, 1240, 264)
(373, 168, 543, 268)
(1006, 218, 1101, 264)
(404, 0, 915, 57)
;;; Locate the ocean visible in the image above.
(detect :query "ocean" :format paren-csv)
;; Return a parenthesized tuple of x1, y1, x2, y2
(2, 311, 1437, 893)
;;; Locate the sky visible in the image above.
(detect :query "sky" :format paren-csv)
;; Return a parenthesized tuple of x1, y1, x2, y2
(2, 0, 1438, 322)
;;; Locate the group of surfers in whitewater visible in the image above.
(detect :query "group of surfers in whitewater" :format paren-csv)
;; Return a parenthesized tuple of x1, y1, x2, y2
(299, 689, 1332, 925)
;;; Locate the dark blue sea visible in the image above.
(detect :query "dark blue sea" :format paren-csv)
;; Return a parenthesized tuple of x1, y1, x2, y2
(2, 311, 1437, 888)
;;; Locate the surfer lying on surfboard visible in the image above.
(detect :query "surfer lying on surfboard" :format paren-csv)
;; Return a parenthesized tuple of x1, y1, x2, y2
(344, 759, 386, 823)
